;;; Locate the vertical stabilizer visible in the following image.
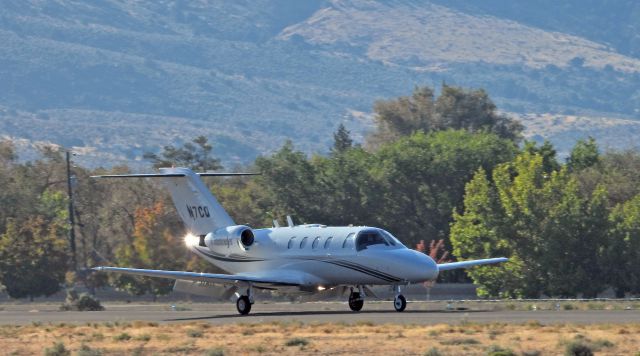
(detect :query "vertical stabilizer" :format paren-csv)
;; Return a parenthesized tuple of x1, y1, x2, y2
(158, 168, 234, 234)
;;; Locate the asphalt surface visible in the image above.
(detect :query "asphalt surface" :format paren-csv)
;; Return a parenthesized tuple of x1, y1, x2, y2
(1, 302, 639, 325)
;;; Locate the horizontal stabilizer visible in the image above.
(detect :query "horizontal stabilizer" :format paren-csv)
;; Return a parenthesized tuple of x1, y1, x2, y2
(91, 172, 259, 178)
(437, 257, 508, 271)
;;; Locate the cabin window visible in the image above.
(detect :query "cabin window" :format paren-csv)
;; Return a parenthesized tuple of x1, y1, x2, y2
(324, 236, 333, 249)
(342, 233, 355, 249)
(356, 230, 389, 251)
(287, 237, 296, 249)
(312, 236, 320, 249)
(300, 236, 309, 249)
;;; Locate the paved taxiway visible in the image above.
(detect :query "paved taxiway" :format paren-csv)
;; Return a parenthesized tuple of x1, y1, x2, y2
(1, 302, 639, 325)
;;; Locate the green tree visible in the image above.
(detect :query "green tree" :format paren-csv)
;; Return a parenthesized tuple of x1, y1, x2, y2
(450, 169, 526, 298)
(0, 217, 69, 299)
(314, 147, 377, 226)
(254, 141, 322, 224)
(452, 149, 610, 298)
(434, 85, 523, 141)
(567, 137, 600, 171)
(369, 86, 436, 146)
(332, 123, 354, 153)
(368, 85, 523, 147)
(576, 149, 640, 206)
(606, 194, 640, 297)
(371, 130, 517, 247)
(143, 136, 222, 171)
(523, 140, 560, 173)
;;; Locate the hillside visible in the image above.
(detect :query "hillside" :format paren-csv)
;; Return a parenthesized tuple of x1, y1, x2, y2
(0, 0, 638, 166)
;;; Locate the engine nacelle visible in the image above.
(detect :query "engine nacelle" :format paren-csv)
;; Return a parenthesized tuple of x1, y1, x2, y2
(223, 225, 255, 248)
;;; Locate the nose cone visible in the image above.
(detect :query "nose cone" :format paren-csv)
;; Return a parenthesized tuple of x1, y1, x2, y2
(403, 250, 438, 283)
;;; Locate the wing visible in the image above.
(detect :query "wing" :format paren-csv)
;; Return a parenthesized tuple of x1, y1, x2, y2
(437, 257, 508, 271)
(93, 266, 300, 288)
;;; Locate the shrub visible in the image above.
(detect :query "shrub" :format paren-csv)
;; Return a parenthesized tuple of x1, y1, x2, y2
(522, 351, 542, 356)
(60, 290, 104, 311)
(592, 339, 614, 350)
(424, 347, 443, 356)
(113, 332, 132, 341)
(486, 345, 516, 356)
(76, 294, 104, 311)
(565, 340, 594, 356)
(285, 337, 310, 347)
(562, 304, 575, 310)
(186, 329, 203, 338)
(205, 348, 225, 356)
(44, 342, 70, 356)
(76, 344, 103, 356)
(135, 334, 151, 341)
(440, 338, 480, 345)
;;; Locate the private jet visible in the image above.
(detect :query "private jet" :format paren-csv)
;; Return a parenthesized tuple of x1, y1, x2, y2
(92, 167, 507, 315)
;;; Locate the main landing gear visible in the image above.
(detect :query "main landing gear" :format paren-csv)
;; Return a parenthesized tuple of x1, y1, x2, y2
(236, 286, 254, 315)
(348, 289, 364, 311)
(347, 285, 407, 312)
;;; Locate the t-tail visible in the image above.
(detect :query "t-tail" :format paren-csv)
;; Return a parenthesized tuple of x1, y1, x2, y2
(91, 168, 258, 235)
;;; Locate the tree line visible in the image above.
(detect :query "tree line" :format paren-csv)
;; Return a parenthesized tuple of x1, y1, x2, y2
(0, 85, 638, 299)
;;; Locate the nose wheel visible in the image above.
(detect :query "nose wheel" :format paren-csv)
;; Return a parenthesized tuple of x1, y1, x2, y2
(348, 291, 364, 311)
(394, 294, 406, 312)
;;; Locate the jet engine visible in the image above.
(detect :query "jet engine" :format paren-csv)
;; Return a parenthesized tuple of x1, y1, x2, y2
(224, 225, 255, 248)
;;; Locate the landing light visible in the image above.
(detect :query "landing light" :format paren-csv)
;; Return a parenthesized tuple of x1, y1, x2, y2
(184, 233, 199, 247)
(317, 286, 326, 291)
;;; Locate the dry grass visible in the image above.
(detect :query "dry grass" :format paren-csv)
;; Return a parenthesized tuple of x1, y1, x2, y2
(1, 321, 639, 355)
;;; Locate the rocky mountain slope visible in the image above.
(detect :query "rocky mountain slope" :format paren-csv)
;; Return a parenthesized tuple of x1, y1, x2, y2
(0, 0, 638, 166)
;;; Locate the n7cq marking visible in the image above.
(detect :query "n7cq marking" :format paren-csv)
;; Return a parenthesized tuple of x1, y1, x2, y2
(186, 205, 210, 220)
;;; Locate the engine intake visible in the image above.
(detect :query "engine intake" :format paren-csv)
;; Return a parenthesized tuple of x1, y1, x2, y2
(218, 225, 255, 249)
(240, 228, 254, 247)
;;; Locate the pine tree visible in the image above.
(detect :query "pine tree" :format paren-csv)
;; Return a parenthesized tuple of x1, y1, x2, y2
(332, 123, 353, 153)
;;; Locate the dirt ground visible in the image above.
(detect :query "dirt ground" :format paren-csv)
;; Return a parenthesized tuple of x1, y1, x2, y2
(1, 320, 639, 355)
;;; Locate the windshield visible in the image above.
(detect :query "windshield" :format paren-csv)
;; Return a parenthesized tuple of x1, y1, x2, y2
(380, 230, 405, 248)
(356, 230, 392, 251)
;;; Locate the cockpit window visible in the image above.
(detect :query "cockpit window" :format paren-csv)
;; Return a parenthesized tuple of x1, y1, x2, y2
(342, 233, 355, 249)
(300, 236, 308, 249)
(312, 236, 320, 249)
(380, 230, 404, 247)
(324, 236, 333, 249)
(356, 230, 389, 251)
(287, 237, 296, 249)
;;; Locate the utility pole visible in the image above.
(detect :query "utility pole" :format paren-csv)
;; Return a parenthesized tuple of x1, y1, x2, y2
(66, 151, 77, 271)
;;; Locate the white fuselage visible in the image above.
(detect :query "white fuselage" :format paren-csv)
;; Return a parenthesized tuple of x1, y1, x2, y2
(187, 225, 438, 291)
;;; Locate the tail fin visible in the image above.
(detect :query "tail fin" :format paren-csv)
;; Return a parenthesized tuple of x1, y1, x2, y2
(92, 168, 256, 235)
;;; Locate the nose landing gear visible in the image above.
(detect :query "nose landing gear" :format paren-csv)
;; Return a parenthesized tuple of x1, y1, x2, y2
(393, 294, 406, 312)
(393, 285, 406, 312)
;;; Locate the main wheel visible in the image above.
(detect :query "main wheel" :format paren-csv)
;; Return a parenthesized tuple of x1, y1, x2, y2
(236, 295, 252, 315)
(394, 294, 406, 312)
(348, 292, 364, 312)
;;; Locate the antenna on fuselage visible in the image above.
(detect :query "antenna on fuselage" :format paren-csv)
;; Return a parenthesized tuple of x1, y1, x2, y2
(286, 215, 294, 227)
(273, 219, 280, 228)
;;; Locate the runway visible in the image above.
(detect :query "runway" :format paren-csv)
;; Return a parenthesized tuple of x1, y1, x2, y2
(1, 301, 639, 325)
